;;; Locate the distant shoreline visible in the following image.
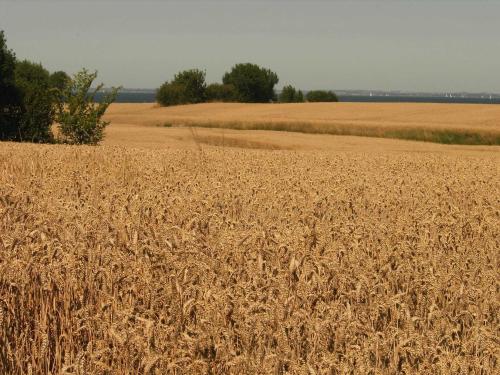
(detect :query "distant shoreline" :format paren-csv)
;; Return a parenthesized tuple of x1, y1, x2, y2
(338, 95, 500, 105)
(96, 91, 500, 105)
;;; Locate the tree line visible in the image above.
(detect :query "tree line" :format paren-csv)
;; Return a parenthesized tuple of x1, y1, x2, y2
(0, 31, 120, 145)
(156, 64, 338, 106)
(2, 29, 339, 146)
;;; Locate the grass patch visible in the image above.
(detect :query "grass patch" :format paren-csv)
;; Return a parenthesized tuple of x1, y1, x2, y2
(191, 134, 289, 150)
(383, 128, 500, 145)
(175, 120, 500, 145)
(155, 122, 174, 128)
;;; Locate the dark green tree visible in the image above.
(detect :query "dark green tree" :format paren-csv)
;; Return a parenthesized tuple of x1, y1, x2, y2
(172, 69, 206, 103)
(50, 71, 71, 104)
(222, 63, 279, 103)
(0, 30, 23, 141)
(279, 85, 305, 103)
(156, 69, 206, 106)
(205, 83, 238, 102)
(296, 90, 304, 103)
(14, 60, 55, 142)
(156, 82, 188, 106)
(56, 69, 120, 145)
(306, 90, 339, 102)
(49, 70, 70, 91)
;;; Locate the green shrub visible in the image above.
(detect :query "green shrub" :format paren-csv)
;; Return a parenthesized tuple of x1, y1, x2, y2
(297, 90, 304, 102)
(49, 71, 70, 92)
(172, 69, 206, 103)
(156, 82, 188, 106)
(157, 69, 206, 106)
(205, 83, 238, 102)
(56, 69, 120, 145)
(279, 85, 305, 103)
(306, 90, 339, 102)
(49, 70, 71, 103)
(222, 63, 279, 103)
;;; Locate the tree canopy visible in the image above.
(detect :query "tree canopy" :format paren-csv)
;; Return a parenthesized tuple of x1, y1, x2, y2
(222, 63, 279, 103)
(56, 69, 120, 145)
(157, 69, 207, 106)
(15, 60, 55, 142)
(172, 69, 206, 103)
(0, 30, 120, 145)
(306, 90, 339, 102)
(0, 31, 23, 140)
(279, 85, 305, 103)
(205, 83, 238, 102)
(50, 71, 71, 91)
(155, 64, 341, 107)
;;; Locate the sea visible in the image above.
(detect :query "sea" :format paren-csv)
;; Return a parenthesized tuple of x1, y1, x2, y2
(337, 95, 500, 105)
(96, 90, 500, 105)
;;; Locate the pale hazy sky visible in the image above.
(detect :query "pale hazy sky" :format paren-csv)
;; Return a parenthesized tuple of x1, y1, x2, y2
(1, 0, 499, 92)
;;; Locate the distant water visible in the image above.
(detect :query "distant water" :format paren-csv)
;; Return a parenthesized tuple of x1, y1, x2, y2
(337, 95, 500, 105)
(96, 91, 500, 105)
(105, 92, 157, 103)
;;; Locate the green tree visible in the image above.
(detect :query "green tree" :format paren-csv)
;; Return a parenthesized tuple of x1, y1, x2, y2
(15, 60, 55, 142)
(172, 69, 206, 103)
(56, 69, 120, 145)
(156, 69, 206, 106)
(279, 85, 305, 103)
(222, 63, 279, 103)
(50, 71, 71, 105)
(296, 90, 304, 103)
(306, 90, 339, 102)
(156, 82, 187, 106)
(205, 83, 238, 102)
(49, 70, 70, 91)
(0, 30, 23, 141)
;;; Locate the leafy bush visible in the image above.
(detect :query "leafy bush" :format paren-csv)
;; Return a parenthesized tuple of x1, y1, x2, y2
(306, 90, 339, 102)
(205, 83, 238, 102)
(279, 85, 305, 103)
(49, 71, 70, 91)
(297, 90, 304, 103)
(172, 69, 206, 103)
(49, 71, 71, 104)
(14, 60, 55, 142)
(56, 69, 120, 145)
(1, 30, 118, 145)
(156, 82, 188, 106)
(157, 69, 206, 106)
(0, 30, 23, 141)
(222, 63, 279, 103)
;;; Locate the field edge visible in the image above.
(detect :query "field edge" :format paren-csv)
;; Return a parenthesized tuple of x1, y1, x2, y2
(163, 120, 500, 145)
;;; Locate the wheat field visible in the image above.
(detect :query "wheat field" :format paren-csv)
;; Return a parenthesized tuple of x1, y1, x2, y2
(104, 102, 500, 144)
(1, 104, 500, 374)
